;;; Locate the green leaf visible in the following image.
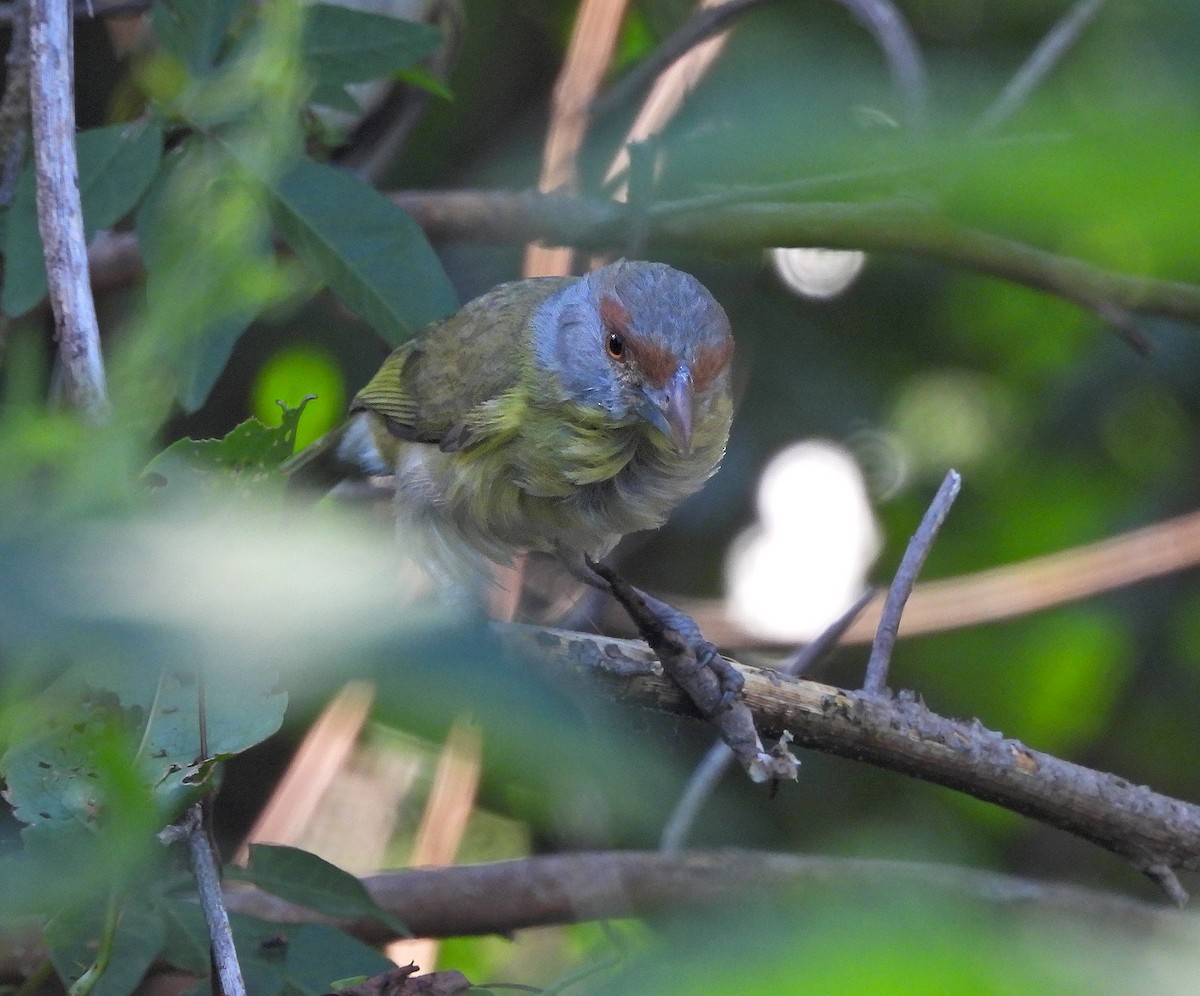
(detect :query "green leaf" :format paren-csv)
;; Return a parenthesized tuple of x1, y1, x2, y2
(3, 656, 287, 828)
(46, 898, 167, 996)
(395, 65, 454, 102)
(233, 918, 394, 996)
(172, 311, 257, 413)
(157, 897, 214, 975)
(265, 157, 457, 345)
(228, 844, 407, 934)
(80, 119, 167, 235)
(310, 79, 368, 113)
(151, 0, 243, 74)
(1, 690, 127, 828)
(2, 120, 164, 317)
(135, 141, 267, 413)
(127, 664, 287, 816)
(143, 398, 311, 495)
(303, 4, 443, 87)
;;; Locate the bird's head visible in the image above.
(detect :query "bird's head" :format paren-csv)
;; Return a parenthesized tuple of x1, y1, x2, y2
(531, 260, 734, 454)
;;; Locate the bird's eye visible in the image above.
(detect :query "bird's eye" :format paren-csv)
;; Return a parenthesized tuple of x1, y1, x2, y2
(605, 332, 626, 361)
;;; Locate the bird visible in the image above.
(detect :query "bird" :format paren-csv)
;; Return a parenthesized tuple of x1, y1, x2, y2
(287, 259, 735, 590)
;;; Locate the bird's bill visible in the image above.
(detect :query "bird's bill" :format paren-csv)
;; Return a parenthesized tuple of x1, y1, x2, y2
(638, 364, 694, 453)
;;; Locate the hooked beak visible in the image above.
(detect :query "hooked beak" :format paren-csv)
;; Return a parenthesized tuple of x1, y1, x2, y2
(638, 363, 694, 453)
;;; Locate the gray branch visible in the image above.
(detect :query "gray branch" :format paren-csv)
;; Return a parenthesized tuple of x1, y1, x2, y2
(863, 469, 960, 694)
(591, 0, 779, 120)
(505, 624, 1200, 903)
(29, 0, 107, 417)
(660, 588, 876, 853)
(183, 805, 246, 996)
(832, 0, 927, 128)
(976, 0, 1107, 134)
(221, 849, 1198, 942)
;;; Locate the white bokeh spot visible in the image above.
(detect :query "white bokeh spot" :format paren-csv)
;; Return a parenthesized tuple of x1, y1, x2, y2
(726, 440, 881, 641)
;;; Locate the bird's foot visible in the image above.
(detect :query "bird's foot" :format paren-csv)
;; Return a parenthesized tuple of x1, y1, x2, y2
(581, 556, 743, 716)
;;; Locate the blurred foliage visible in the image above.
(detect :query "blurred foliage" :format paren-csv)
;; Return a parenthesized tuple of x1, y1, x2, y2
(0, 0, 1198, 993)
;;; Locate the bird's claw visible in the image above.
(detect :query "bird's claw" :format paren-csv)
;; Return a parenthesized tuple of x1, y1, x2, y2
(695, 641, 745, 714)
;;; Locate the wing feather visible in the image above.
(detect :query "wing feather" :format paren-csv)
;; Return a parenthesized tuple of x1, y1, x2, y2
(350, 276, 573, 450)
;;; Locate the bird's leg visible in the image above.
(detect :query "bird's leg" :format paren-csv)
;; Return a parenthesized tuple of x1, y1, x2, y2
(577, 556, 744, 715)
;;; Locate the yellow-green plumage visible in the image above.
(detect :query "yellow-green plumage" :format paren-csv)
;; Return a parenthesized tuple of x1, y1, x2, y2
(289, 260, 734, 582)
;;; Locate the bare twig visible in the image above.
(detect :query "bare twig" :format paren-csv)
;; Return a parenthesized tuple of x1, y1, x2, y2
(666, 508, 1200, 650)
(525, 0, 628, 278)
(975, 0, 1107, 134)
(29, 0, 108, 416)
(863, 469, 961, 695)
(219, 849, 1199, 941)
(831, 0, 927, 128)
(591, 0, 778, 120)
(1086, 295, 1153, 356)
(505, 624, 1200, 901)
(183, 805, 246, 996)
(660, 589, 875, 853)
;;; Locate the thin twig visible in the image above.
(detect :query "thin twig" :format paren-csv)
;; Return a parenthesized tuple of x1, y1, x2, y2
(776, 587, 878, 678)
(591, 0, 777, 120)
(831, 0, 927, 128)
(184, 805, 247, 996)
(863, 469, 961, 695)
(29, 0, 108, 417)
(1086, 296, 1153, 356)
(975, 0, 1107, 134)
(660, 589, 875, 852)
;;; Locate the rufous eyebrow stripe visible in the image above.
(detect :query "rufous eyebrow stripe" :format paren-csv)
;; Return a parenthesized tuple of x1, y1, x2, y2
(599, 296, 631, 336)
(692, 335, 733, 390)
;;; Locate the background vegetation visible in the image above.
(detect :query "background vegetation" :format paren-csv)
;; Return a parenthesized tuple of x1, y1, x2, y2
(2, 0, 1199, 992)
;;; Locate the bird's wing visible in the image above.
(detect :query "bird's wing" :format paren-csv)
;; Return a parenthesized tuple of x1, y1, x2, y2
(351, 276, 573, 451)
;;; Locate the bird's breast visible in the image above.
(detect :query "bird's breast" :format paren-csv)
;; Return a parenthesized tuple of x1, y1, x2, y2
(394, 398, 730, 568)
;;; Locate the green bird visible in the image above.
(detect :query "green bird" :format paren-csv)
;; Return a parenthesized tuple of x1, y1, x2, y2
(288, 259, 735, 585)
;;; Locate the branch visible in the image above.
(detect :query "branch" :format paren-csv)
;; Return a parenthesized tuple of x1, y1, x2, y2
(504, 625, 1200, 902)
(862, 469, 960, 694)
(660, 588, 875, 852)
(667, 506, 1200, 648)
(219, 849, 1197, 942)
(29, 0, 108, 416)
(591, 0, 779, 121)
(831, 0, 927, 128)
(975, 0, 1107, 134)
(173, 806, 246, 996)
(648, 199, 1200, 328)
(86, 191, 1200, 332)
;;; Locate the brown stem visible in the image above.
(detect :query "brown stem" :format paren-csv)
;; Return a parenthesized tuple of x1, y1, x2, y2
(217, 849, 1194, 943)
